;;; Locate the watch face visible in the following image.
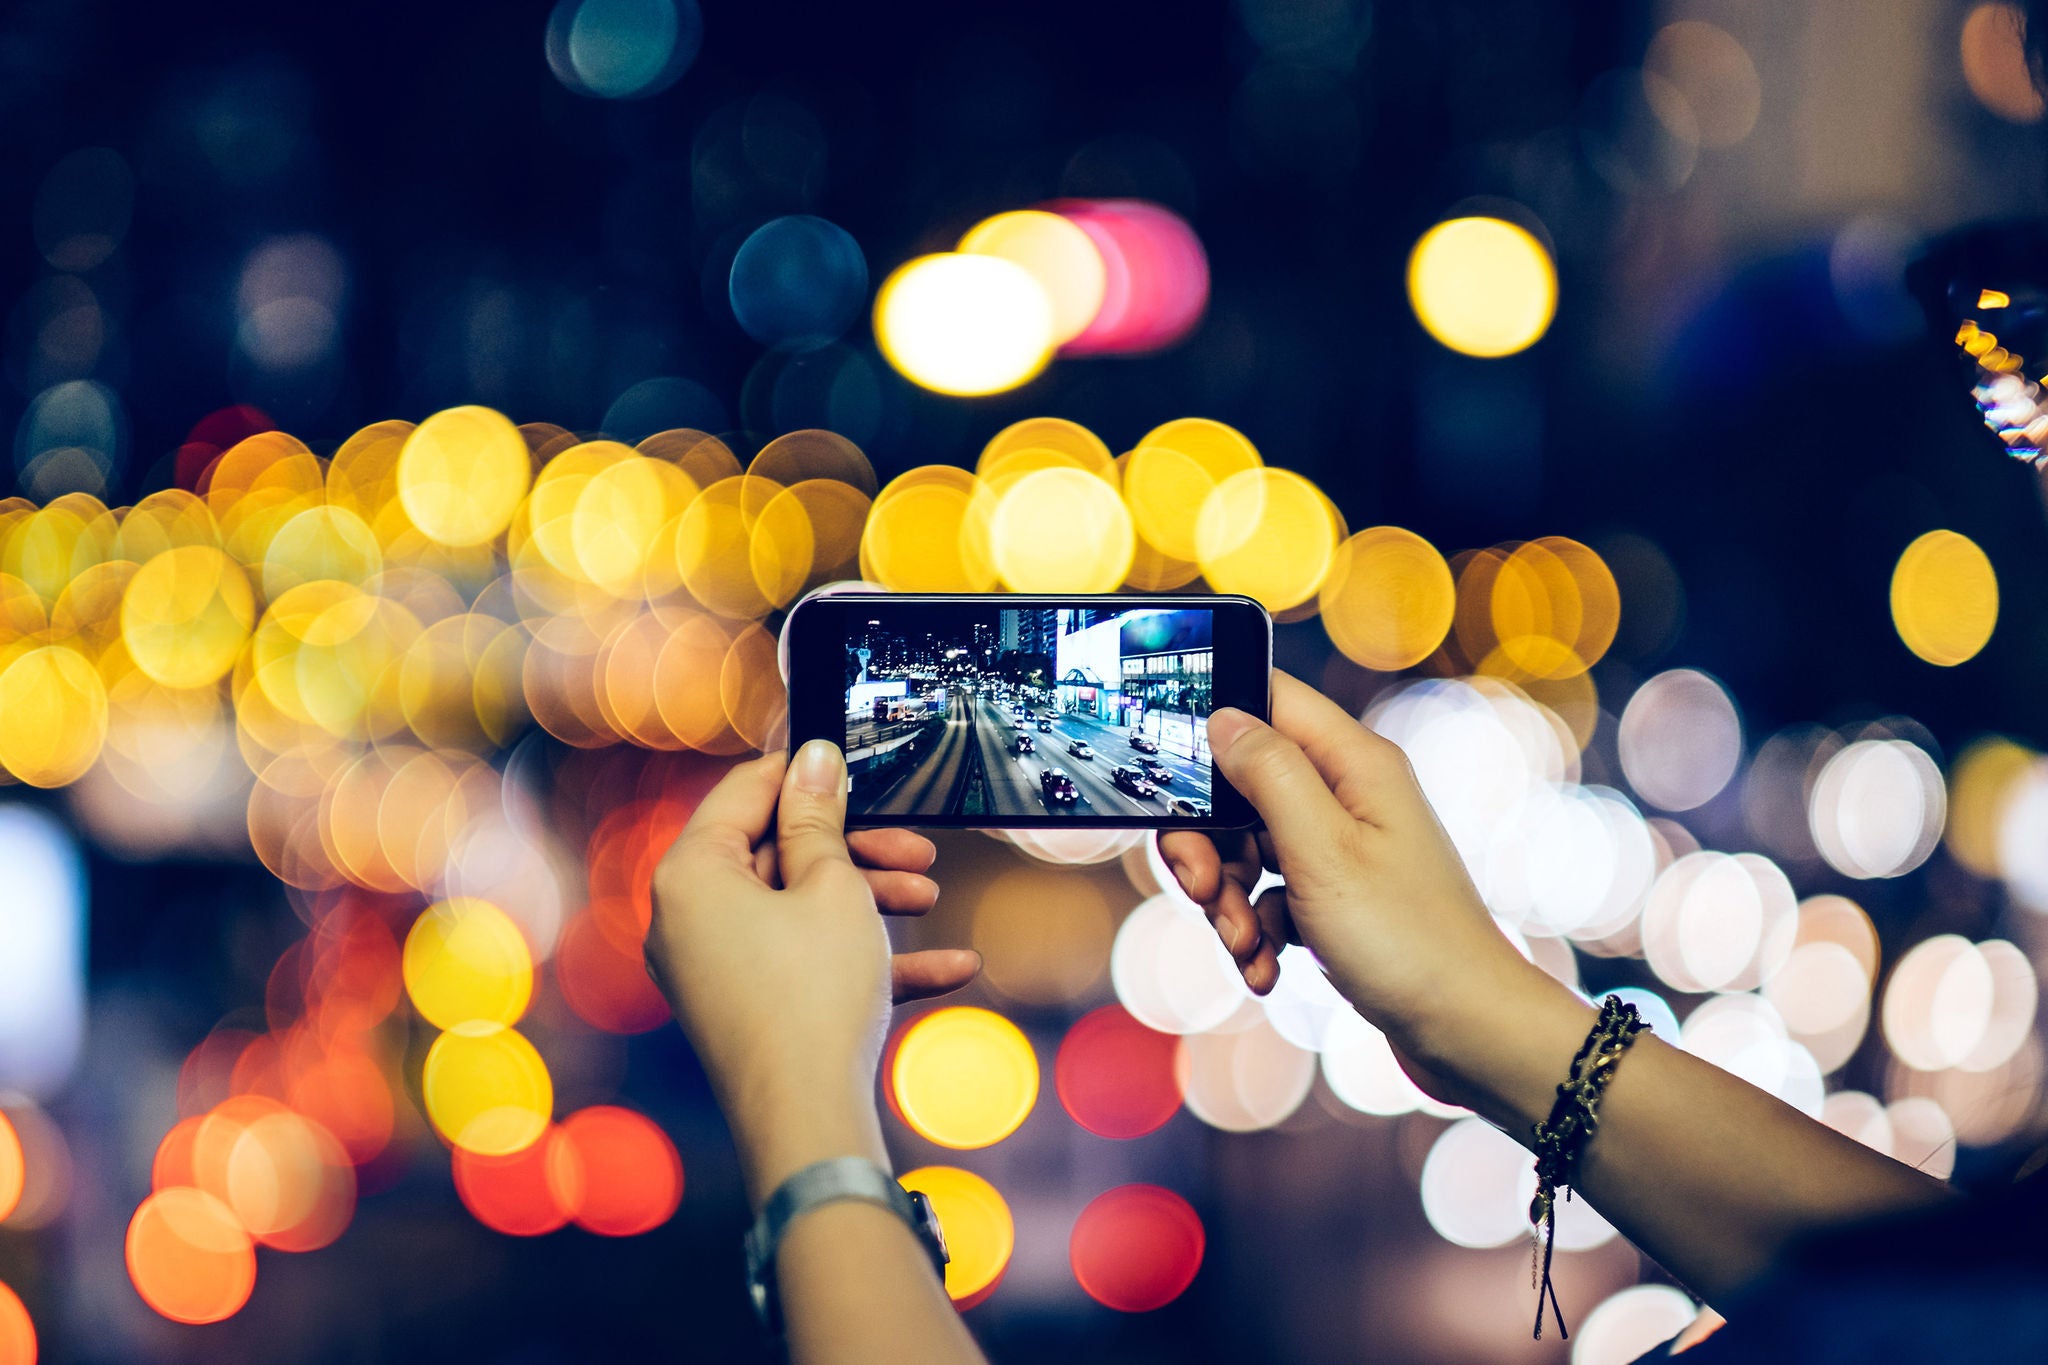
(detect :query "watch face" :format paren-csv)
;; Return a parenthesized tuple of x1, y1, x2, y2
(908, 1189, 951, 1267)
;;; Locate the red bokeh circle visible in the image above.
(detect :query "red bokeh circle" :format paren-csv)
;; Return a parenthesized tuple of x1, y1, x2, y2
(1070, 1184, 1204, 1312)
(1055, 1004, 1183, 1139)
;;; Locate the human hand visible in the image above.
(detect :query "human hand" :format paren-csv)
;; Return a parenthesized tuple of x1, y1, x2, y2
(647, 740, 981, 1203)
(1158, 671, 1542, 1051)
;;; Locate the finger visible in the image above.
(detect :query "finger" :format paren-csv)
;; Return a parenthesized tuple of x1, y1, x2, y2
(890, 948, 983, 1004)
(1242, 934, 1283, 995)
(1157, 831, 1223, 903)
(1207, 707, 1352, 870)
(848, 828, 937, 875)
(865, 869, 940, 915)
(1269, 669, 1416, 827)
(776, 739, 856, 889)
(1250, 883, 1299, 954)
(673, 752, 787, 871)
(1208, 864, 1266, 967)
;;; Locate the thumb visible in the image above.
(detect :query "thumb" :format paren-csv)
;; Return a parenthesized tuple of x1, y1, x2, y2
(777, 739, 855, 887)
(1208, 708, 1352, 869)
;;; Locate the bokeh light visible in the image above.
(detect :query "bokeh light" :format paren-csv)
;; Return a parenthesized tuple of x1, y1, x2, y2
(898, 1165, 1013, 1307)
(0, 806, 86, 1098)
(556, 1105, 683, 1236)
(0, 1281, 30, 1365)
(1945, 736, 2034, 877)
(1111, 895, 1250, 1035)
(1419, 1116, 1539, 1249)
(1318, 527, 1455, 670)
(1070, 1184, 1204, 1312)
(1808, 739, 1946, 879)
(729, 216, 867, 347)
(1879, 935, 2033, 1072)
(873, 254, 1056, 397)
(988, 467, 1135, 592)
(397, 406, 532, 549)
(1961, 3, 2044, 124)
(1406, 215, 1557, 358)
(1178, 1013, 1315, 1132)
(889, 1007, 1039, 1150)
(1891, 530, 1998, 666)
(1571, 1284, 1701, 1365)
(402, 897, 535, 1030)
(1617, 669, 1742, 811)
(422, 1023, 553, 1156)
(0, 1113, 21, 1222)
(970, 866, 1114, 1005)
(545, 0, 703, 100)
(125, 1187, 257, 1324)
(453, 1124, 580, 1237)
(1643, 21, 1762, 148)
(1055, 1004, 1183, 1139)
(1051, 200, 1210, 356)
(1194, 467, 1339, 613)
(959, 211, 1108, 346)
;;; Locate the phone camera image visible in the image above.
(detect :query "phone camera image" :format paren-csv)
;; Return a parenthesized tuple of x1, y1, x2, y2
(840, 605, 1215, 821)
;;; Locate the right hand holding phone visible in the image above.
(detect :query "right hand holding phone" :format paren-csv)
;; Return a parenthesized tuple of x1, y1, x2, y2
(1158, 671, 1542, 1058)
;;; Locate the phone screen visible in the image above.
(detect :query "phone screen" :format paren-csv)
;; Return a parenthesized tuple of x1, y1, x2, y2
(786, 594, 1269, 828)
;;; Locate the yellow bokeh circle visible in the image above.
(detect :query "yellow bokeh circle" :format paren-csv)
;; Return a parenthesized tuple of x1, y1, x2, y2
(261, 505, 384, 601)
(1319, 527, 1456, 671)
(397, 406, 532, 548)
(988, 467, 1134, 593)
(0, 645, 108, 786)
(1194, 467, 1338, 613)
(977, 417, 1115, 482)
(861, 468, 986, 592)
(1891, 530, 1998, 666)
(898, 1165, 1015, 1303)
(890, 1007, 1039, 1150)
(874, 253, 1056, 397)
(403, 897, 535, 1030)
(1407, 216, 1558, 358)
(120, 545, 256, 688)
(959, 210, 1108, 345)
(422, 1022, 553, 1156)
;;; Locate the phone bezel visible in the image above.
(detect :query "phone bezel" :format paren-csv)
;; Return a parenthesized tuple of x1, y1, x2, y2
(785, 592, 1270, 830)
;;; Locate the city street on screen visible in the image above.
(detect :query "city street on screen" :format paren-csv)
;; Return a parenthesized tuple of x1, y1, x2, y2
(841, 606, 1215, 820)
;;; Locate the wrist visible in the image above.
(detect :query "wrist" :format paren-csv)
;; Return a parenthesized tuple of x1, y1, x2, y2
(1394, 952, 1595, 1136)
(728, 1075, 889, 1210)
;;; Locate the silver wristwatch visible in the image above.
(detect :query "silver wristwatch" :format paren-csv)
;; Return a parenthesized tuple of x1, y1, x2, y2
(744, 1156, 950, 1336)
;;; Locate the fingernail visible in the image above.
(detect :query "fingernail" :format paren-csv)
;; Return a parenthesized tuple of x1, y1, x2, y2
(1209, 707, 1255, 752)
(1164, 856, 1187, 886)
(1221, 918, 1243, 954)
(793, 739, 844, 794)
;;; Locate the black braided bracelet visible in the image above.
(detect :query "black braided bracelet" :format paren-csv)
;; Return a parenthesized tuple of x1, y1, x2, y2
(1528, 994, 1647, 1341)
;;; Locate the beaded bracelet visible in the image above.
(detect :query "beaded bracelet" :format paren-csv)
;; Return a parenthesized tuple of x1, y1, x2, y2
(1528, 994, 1647, 1341)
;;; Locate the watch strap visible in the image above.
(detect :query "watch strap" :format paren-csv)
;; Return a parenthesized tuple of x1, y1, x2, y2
(745, 1157, 948, 1335)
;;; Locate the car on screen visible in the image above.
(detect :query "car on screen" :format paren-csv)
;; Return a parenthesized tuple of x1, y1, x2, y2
(1040, 768, 1078, 805)
(1129, 732, 1159, 753)
(1137, 759, 1174, 785)
(1038, 718, 1052, 732)
(1111, 764, 1157, 798)
(1014, 733, 1035, 755)
(1066, 740, 1094, 760)
(1167, 796, 1210, 819)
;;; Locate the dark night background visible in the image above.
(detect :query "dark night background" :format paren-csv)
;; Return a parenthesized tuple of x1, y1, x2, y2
(3, 0, 2047, 1361)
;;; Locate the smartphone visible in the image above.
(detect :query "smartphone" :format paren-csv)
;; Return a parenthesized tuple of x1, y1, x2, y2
(784, 593, 1271, 829)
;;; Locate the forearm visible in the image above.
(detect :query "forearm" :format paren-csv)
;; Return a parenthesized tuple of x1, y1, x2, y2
(779, 1201, 987, 1365)
(1396, 954, 1957, 1304)
(730, 1092, 987, 1365)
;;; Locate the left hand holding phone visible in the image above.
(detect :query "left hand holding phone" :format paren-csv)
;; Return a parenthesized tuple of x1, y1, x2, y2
(647, 739, 983, 1206)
